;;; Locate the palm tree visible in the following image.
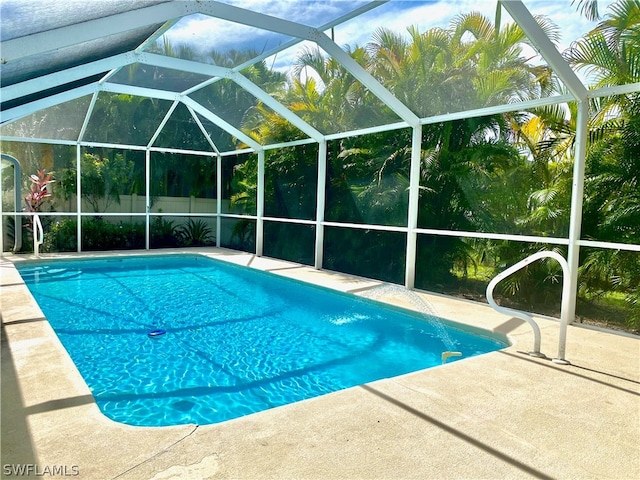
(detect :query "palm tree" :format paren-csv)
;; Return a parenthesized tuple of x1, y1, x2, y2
(367, 12, 559, 117)
(578, 93, 640, 329)
(565, 0, 640, 120)
(564, 1, 640, 329)
(363, 13, 561, 288)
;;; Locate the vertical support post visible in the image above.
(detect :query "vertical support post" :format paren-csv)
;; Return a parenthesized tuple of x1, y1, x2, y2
(216, 153, 221, 248)
(0, 156, 3, 257)
(405, 125, 422, 289)
(256, 150, 265, 256)
(76, 92, 96, 254)
(76, 144, 82, 253)
(315, 140, 327, 269)
(564, 101, 588, 326)
(145, 149, 151, 250)
(556, 100, 589, 362)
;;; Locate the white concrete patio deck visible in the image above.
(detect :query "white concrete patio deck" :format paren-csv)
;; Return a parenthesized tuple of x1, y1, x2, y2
(1, 247, 639, 480)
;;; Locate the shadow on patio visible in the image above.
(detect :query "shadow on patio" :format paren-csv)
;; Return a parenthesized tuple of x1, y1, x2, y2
(1, 319, 38, 468)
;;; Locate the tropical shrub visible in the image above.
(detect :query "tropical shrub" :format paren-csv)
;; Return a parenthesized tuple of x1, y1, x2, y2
(81, 218, 145, 251)
(42, 218, 77, 252)
(57, 152, 137, 212)
(177, 218, 214, 247)
(150, 216, 180, 248)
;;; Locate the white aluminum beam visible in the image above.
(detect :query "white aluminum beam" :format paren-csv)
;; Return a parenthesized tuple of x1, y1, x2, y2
(1, 2, 192, 63)
(138, 52, 231, 78)
(135, 18, 183, 54)
(420, 94, 575, 126)
(565, 101, 589, 324)
(186, 105, 221, 154)
(1, 53, 136, 102)
(500, 1, 588, 101)
(193, 0, 405, 132)
(256, 150, 265, 256)
(319, 2, 388, 32)
(230, 72, 324, 142)
(0, 136, 78, 146)
(324, 122, 410, 141)
(76, 144, 82, 252)
(147, 145, 216, 156)
(405, 126, 422, 289)
(263, 138, 318, 151)
(578, 240, 640, 252)
(219, 148, 255, 157)
(145, 149, 151, 250)
(216, 153, 222, 248)
(229, 1, 388, 74)
(182, 77, 224, 96)
(321, 221, 407, 233)
(81, 141, 148, 151)
(101, 83, 180, 101)
(587, 82, 640, 98)
(263, 217, 316, 226)
(181, 96, 262, 151)
(219, 213, 257, 220)
(1, 83, 99, 124)
(138, 53, 324, 142)
(148, 100, 180, 148)
(196, 1, 315, 40)
(77, 91, 99, 143)
(315, 140, 327, 269)
(414, 227, 571, 246)
(99, 67, 124, 85)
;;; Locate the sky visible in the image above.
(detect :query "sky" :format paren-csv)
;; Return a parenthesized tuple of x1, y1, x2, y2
(161, 0, 615, 74)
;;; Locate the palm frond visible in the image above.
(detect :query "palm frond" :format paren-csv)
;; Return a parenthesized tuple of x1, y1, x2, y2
(571, 0, 601, 21)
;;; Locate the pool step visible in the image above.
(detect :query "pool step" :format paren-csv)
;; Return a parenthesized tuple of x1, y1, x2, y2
(19, 266, 82, 282)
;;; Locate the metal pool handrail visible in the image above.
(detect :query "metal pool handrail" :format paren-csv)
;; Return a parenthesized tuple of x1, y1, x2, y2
(33, 213, 44, 257)
(486, 251, 571, 364)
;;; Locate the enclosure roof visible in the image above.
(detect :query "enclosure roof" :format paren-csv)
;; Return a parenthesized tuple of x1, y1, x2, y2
(0, 0, 596, 152)
(0, 0, 378, 109)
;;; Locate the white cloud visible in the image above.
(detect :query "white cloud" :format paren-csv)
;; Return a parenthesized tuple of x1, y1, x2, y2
(162, 0, 614, 78)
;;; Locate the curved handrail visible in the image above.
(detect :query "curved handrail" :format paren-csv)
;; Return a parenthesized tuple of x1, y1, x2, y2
(33, 213, 44, 257)
(486, 251, 571, 363)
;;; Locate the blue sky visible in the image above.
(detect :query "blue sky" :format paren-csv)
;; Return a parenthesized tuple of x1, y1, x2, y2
(163, 0, 613, 72)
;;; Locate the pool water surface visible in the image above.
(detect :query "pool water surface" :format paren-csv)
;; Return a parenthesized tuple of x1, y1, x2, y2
(17, 254, 508, 426)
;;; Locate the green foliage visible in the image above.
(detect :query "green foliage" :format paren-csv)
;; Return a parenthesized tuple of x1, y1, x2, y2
(227, 219, 255, 252)
(41, 217, 145, 252)
(264, 145, 318, 220)
(57, 152, 136, 212)
(150, 152, 216, 199)
(323, 227, 406, 284)
(8, 4, 639, 332)
(177, 218, 215, 247)
(150, 217, 180, 249)
(329, 130, 412, 227)
(82, 218, 145, 251)
(42, 218, 77, 252)
(263, 222, 315, 266)
(227, 154, 258, 215)
(578, 94, 640, 330)
(2, 216, 16, 252)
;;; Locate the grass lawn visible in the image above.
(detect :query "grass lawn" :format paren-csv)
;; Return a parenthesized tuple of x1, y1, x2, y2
(448, 266, 638, 335)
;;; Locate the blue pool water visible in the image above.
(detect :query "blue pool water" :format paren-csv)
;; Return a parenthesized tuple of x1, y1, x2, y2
(17, 254, 508, 427)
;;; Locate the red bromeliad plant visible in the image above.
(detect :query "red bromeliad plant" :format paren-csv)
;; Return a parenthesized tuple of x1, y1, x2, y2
(24, 169, 55, 212)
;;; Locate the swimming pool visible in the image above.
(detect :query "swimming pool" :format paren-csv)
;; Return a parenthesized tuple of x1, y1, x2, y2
(17, 254, 508, 427)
